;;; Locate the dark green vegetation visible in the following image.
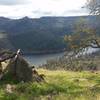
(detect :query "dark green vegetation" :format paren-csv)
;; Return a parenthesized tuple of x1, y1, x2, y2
(0, 69, 100, 100)
(0, 16, 98, 54)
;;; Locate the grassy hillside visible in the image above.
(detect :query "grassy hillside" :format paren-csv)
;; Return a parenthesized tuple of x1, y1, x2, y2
(0, 69, 100, 100)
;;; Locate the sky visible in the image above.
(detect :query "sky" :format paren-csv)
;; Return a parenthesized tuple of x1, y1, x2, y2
(0, 0, 88, 19)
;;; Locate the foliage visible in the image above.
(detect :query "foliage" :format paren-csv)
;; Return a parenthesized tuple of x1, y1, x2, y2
(64, 0, 100, 54)
(86, 0, 100, 15)
(64, 18, 100, 55)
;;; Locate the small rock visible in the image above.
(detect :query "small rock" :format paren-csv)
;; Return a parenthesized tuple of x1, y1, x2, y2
(5, 84, 16, 93)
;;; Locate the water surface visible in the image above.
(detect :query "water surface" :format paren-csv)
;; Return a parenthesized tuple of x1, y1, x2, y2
(24, 52, 64, 66)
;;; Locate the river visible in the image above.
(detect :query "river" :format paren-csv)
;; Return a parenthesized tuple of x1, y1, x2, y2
(23, 48, 100, 66)
(23, 52, 65, 66)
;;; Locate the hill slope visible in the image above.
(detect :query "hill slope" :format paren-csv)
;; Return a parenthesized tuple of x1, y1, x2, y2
(0, 16, 97, 54)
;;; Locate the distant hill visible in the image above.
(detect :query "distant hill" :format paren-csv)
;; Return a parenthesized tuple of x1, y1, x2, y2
(0, 16, 97, 54)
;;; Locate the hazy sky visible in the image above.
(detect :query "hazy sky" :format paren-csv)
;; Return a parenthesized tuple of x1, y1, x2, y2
(0, 0, 88, 19)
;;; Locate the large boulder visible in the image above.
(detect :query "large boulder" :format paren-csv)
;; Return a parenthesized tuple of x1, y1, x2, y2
(7, 56, 33, 82)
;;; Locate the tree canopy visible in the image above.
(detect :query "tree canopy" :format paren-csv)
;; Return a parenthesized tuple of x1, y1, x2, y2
(64, 0, 100, 54)
(86, 0, 100, 15)
(64, 18, 100, 55)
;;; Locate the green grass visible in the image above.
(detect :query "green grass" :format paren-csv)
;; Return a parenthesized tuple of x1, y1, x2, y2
(0, 69, 100, 100)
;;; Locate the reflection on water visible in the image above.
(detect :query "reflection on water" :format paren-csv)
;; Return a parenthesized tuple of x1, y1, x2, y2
(23, 52, 64, 66)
